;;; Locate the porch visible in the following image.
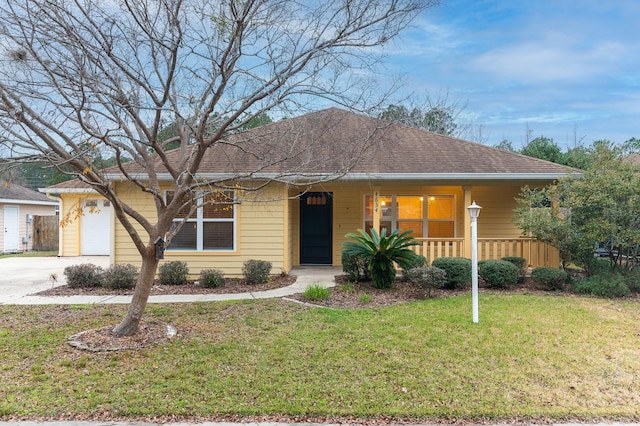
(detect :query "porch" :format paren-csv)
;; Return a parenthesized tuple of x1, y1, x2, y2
(411, 237, 559, 269)
(288, 183, 561, 271)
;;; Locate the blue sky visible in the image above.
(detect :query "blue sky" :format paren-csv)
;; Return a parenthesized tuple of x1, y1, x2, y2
(383, 0, 640, 148)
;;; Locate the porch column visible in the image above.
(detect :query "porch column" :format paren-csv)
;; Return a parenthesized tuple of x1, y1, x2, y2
(463, 186, 472, 258)
(372, 187, 380, 233)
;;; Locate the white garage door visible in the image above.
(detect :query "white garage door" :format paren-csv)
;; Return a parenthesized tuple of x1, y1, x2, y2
(81, 199, 111, 255)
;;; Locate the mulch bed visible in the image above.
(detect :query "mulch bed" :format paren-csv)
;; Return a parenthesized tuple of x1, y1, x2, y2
(288, 275, 467, 309)
(35, 274, 297, 297)
(68, 321, 176, 352)
(286, 275, 613, 309)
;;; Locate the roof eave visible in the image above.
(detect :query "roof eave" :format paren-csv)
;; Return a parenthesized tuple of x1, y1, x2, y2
(104, 171, 577, 183)
(0, 198, 60, 205)
(39, 188, 99, 194)
(339, 172, 578, 181)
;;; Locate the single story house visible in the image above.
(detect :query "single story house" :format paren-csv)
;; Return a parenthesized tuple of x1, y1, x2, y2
(45, 108, 573, 276)
(0, 183, 59, 252)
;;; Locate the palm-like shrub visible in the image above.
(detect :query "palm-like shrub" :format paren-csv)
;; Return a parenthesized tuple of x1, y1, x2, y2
(342, 228, 420, 289)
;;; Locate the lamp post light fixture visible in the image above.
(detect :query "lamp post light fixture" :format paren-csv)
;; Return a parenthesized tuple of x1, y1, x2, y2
(468, 201, 482, 324)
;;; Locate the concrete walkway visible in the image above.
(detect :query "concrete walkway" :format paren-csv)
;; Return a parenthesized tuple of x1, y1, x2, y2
(0, 259, 340, 305)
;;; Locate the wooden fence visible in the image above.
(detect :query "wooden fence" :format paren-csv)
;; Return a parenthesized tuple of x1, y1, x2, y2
(411, 238, 560, 268)
(32, 215, 59, 251)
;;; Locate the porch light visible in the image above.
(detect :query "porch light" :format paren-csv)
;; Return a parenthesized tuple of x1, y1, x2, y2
(468, 201, 482, 219)
(467, 201, 482, 324)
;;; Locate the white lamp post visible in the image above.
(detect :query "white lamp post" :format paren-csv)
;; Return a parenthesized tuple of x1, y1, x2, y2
(468, 201, 482, 324)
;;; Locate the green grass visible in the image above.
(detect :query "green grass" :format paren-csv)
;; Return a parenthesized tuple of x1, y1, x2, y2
(302, 283, 331, 301)
(0, 250, 57, 259)
(359, 293, 372, 303)
(1, 295, 640, 422)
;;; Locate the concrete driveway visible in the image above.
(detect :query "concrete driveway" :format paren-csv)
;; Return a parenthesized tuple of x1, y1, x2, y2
(0, 256, 110, 303)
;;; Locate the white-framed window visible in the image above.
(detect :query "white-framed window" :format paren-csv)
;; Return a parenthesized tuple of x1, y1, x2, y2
(364, 194, 455, 238)
(165, 190, 236, 251)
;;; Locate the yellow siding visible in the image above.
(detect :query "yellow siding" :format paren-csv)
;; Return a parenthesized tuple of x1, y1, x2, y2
(282, 185, 292, 273)
(61, 180, 557, 274)
(112, 181, 158, 265)
(113, 181, 287, 278)
(288, 195, 299, 266)
(59, 193, 84, 256)
(469, 185, 527, 239)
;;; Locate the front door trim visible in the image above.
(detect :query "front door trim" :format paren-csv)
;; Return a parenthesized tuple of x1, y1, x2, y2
(299, 192, 333, 264)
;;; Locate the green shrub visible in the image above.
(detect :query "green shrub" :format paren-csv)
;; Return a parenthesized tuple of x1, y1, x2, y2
(583, 257, 615, 276)
(574, 272, 630, 298)
(341, 252, 371, 282)
(102, 264, 138, 290)
(243, 259, 272, 284)
(404, 266, 447, 297)
(302, 283, 330, 301)
(501, 256, 527, 283)
(622, 269, 640, 293)
(343, 228, 420, 289)
(64, 263, 104, 288)
(531, 267, 568, 291)
(402, 255, 428, 281)
(199, 268, 225, 288)
(158, 261, 189, 285)
(431, 257, 472, 289)
(479, 259, 519, 289)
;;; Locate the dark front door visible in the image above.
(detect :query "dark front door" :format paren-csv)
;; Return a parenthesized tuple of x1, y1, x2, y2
(300, 192, 333, 264)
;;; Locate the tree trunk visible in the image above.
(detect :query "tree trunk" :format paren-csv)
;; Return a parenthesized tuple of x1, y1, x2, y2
(112, 245, 160, 336)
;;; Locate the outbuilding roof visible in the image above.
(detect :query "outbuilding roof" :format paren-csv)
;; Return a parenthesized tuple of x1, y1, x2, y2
(0, 182, 58, 205)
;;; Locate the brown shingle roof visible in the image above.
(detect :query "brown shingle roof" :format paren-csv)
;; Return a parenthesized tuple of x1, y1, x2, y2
(51, 108, 576, 191)
(126, 108, 573, 177)
(0, 182, 56, 203)
(45, 179, 95, 190)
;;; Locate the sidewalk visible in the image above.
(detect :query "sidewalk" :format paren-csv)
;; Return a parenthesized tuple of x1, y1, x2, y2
(0, 265, 341, 305)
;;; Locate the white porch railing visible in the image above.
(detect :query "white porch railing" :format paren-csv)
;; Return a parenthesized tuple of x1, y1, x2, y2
(412, 238, 559, 268)
(412, 238, 465, 260)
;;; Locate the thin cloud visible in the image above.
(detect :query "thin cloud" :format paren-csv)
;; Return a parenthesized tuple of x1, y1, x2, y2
(472, 39, 630, 83)
(381, 0, 640, 144)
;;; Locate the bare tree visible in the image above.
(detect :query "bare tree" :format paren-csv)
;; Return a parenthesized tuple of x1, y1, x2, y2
(376, 91, 486, 142)
(0, 0, 436, 335)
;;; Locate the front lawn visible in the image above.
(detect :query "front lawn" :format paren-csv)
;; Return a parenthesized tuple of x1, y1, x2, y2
(1, 294, 639, 422)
